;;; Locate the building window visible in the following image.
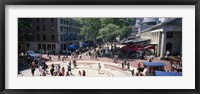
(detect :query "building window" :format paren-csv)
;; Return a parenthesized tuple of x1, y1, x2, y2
(38, 44, 41, 50)
(166, 32, 173, 38)
(37, 34, 40, 40)
(52, 44, 55, 50)
(47, 44, 51, 50)
(42, 18, 45, 22)
(60, 35, 63, 41)
(166, 42, 172, 52)
(61, 44, 63, 50)
(26, 43, 30, 50)
(60, 26, 63, 32)
(37, 25, 40, 31)
(51, 18, 54, 22)
(52, 35, 55, 41)
(43, 35, 46, 40)
(36, 18, 39, 22)
(51, 26, 55, 31)
(60, 19, 63, 24)
(147, 22, 157, 25)
(42, 25, 46, 31)
(42, 44, 46, 50)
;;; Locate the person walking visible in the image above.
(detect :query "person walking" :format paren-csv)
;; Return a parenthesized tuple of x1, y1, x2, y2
(78, 70, 81, 76)
(82, 70, 86, 76)
(58, 54, 61, 61)
(61, 67, 65, 76)
(131, 69, 134, 76)
(121, 62, 124, 70)
(98, 63, 101, 74)
(127, 62, 130, 70)
(67, 63, 72, 75)
(50, 64, 54, 76)
(31, 61, 36, 76)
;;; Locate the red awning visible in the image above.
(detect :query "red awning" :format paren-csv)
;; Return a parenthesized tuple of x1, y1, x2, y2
(144, 45, 155, 49)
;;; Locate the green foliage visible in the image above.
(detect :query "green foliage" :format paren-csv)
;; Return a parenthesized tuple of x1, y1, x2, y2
(77, 18, 135, 42)
(18, 18, 33, 42)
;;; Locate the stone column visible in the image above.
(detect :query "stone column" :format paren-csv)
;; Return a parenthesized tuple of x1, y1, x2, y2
(160, 31, 166, 57)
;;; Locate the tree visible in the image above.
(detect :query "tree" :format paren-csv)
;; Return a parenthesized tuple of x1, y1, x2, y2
(76, 18, 102, 41)
(99, 24, 121, 41)
(18, 18, 33, 51)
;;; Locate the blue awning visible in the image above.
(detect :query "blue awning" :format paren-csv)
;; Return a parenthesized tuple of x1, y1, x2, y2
(67, 44, 78, 50)
(144, 62, 166, 67)
(155, 71, 182, 76)
(28, 53, 41, 57)
(82, 43, 88, 47)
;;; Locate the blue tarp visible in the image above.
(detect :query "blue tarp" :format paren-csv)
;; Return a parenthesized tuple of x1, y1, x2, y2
(155, 71, 182, 76)
(144, 62, 166, 67)
(68, 44, 78, 49)
(28, 53, 41, 57)
(82, 43, 88, 47)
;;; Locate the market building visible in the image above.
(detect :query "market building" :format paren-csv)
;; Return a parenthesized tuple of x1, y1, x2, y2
(140, 18, 182, 57)
(19, 18, 83, 54)
(124, 18, 182, 57)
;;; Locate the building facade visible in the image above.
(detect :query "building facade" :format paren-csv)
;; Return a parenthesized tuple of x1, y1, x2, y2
(140, 18, 182, 57)
(21, 18, 82, 54)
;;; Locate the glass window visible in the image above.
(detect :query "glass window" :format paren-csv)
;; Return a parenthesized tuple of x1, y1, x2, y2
(60, 35, 63, 41)
(60, 19, 63, 24)
(51, 26, 55, 31)
(51, 18, 54, 22)
(42, 25, 46, 31)
(43, 35, 46, 40)
(52, 35, 55, 41)
(42, 18, 45, 22)
(38, 44, 41, 50)
(166, 32, 173, 38)
(37, 34, 40, 40)
(36, 18, 39, 22)
(37, 25, 40, 31)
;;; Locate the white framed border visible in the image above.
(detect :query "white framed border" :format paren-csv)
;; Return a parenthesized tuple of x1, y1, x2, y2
(5, 5, 195, 89)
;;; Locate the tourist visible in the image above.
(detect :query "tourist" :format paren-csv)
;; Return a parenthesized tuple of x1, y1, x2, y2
(165, 50, 170, 57)
(65, 53, 68, 61)
(127, 62, 130, 70)
(58, 64, 61, 72)
(82, 70, 86, 76)
(73, 60, 77, 68)
(67, 63, 72, 75)
(78, 70, 81, 76)
(131, 69, 134, 76)
(98, 63, 101, 74)
(61, 67, 65, 76)
(58, 54, 61, 61)
(31, 61, 36, 76)
(49, 55, 52, 61)
(121, 63, 124, 70)
(62, 56, 65, 62)
(138, 62, 141, 68)
(59, 71, 63, 76)
(66, 71, 70, 76)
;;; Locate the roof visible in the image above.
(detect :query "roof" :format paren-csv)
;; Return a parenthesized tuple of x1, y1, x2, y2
(141, 18, 182, 33)
(155, 71, 182, 76)
(124, 38, 150, 44)
(143, 62, 166, 67)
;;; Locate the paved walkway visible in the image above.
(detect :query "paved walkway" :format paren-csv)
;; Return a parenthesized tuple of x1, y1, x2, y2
(18, 52, 172, 77)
